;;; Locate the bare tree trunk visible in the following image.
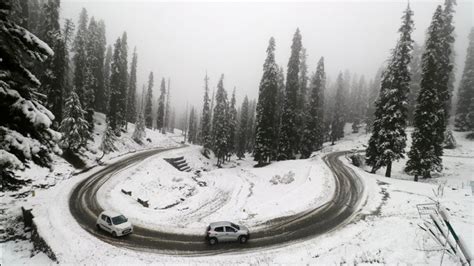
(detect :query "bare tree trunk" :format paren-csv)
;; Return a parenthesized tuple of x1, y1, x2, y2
(385, 161, 392, 177)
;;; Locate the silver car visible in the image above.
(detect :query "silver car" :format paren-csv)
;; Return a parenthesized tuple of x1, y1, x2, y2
(96, 210, 133, 237)
(205, 221, 249, 245)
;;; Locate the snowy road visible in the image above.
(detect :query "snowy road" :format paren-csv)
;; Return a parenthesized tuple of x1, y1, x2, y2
(69, 148, 365, 255)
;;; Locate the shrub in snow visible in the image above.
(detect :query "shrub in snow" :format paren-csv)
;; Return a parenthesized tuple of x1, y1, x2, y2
(270, 171, 295, 185)
(350, 153, 365, 167)
(97, 122, 117, 161)
(132, 111, 146, 144)
(443, 130, 457, 149)
(0, 2, 59, 190)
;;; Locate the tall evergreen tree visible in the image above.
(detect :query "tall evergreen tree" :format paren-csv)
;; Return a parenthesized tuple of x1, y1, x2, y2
(156, 78, 166, 132)
(144, 72, 154, 128)
(407, 42, 423, 125)
(188, 107, 197, 144)
(60, 91, 89, 152)
(406, 6, 445, 181)
(90, 19, 106, 113)
(439, 0, 456, 123)
(200, 73, 212, 151)
(296, 47, 308, 152)
(455, 28, 474, 131)
(212, 75, 229, 166)
(227, 88, 237, 159)
(237, 96, 250, 159)
(103, 45, 112, 111)
(37, 0, 66, 129)
(331, 73, 346, 144)
(247, 99, 257, 153)
(301, 57, 325, 158)
(254, 37, 279, 165)
(365, 67, 383, 132)
(127, 47, 138, 123)
(274, 66, 285, 154)
(164, 78, 171, 132)
(366, 4, 414, 177)
(119, 32, 128, 128)
(278, 29, 302, 160)
(0, 1, 59, 189)
(73, 8, 94, 128)
(107, 37, 122, 131)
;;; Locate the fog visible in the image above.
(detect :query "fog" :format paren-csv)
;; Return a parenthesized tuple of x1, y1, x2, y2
(61, 0, 473, 115)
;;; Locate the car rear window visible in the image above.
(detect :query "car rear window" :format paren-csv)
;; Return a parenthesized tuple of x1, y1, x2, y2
(215, 227, 224, 232)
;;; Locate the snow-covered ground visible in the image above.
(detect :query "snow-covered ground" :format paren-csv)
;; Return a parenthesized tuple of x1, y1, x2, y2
(2, 123, 473, 265)
(98, 145, 335, 234)
(0, 112, 183, 265)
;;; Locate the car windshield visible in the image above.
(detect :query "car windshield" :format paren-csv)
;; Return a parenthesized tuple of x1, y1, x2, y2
(230, 223, 240, 230)
(112, 215, 128, 225)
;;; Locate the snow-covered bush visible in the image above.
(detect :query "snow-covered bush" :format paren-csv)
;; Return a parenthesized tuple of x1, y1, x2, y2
(0, 3, 59, 190)
(443, 129, 457, 149)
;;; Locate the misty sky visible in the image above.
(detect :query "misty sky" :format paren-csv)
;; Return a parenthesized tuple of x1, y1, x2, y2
(61, 0, 473, 115)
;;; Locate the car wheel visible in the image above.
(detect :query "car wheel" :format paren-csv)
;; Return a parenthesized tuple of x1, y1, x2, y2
(208, 237, 218, 245)
(239, 235, 248, 244)
(112, 231, 117, 237)
(96, 224, 101, 231)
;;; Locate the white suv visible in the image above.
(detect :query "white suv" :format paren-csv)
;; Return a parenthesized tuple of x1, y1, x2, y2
(205, 221, 249, 245)
(96, 211, 133, 237)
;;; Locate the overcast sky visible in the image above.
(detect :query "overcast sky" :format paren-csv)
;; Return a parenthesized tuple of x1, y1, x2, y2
(61, 0, 473, 115)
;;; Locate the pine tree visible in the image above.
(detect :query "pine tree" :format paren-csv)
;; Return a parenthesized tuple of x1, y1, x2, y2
(301, 57, 325, 158)
(84, 16, 99, 121)
(127, 47, 138, 123)
(212, 75, 229, 166)
(118, 32, 128, 128)
(37, 0, 65, 129)
(144, 72, 154, 128)
(278, 29, 302, 160)
(164, 78, 171, 132)
(60, 91, 89, 152)
(365, 67, 383, 132)
(331, 73, 346, 144)
(188, 107, 197, 144)
(132, 110, 146, 144)
(296, 47, 308, 152)
(108, 37, 122, 131)
(237, 96, 250, 159)
(227, 88, 237, 159)
(455, 28, 474, 131)
(103, 45, 112, 111)
(406, 6, 445, 181)
(100, 121, 117, 155)
(27, 0, 41, 35)
(439, 0, 456, 123)
(254, 37, 279, 165)
(0, 1, 59, 189)
(11, 0, 29, 28)
(407, 42, 423, 125)
(351, 76, 367, 133)
(366, 4, 414, 177)
(246, 99, 257, 153)
(274, 66, 285, 154)
(468, 97, 474, 138)
(73, 8, 94, 129)
(156, 78, 166, 132)
(200, 73, 212, 151)
(91, 19, 106, 114)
